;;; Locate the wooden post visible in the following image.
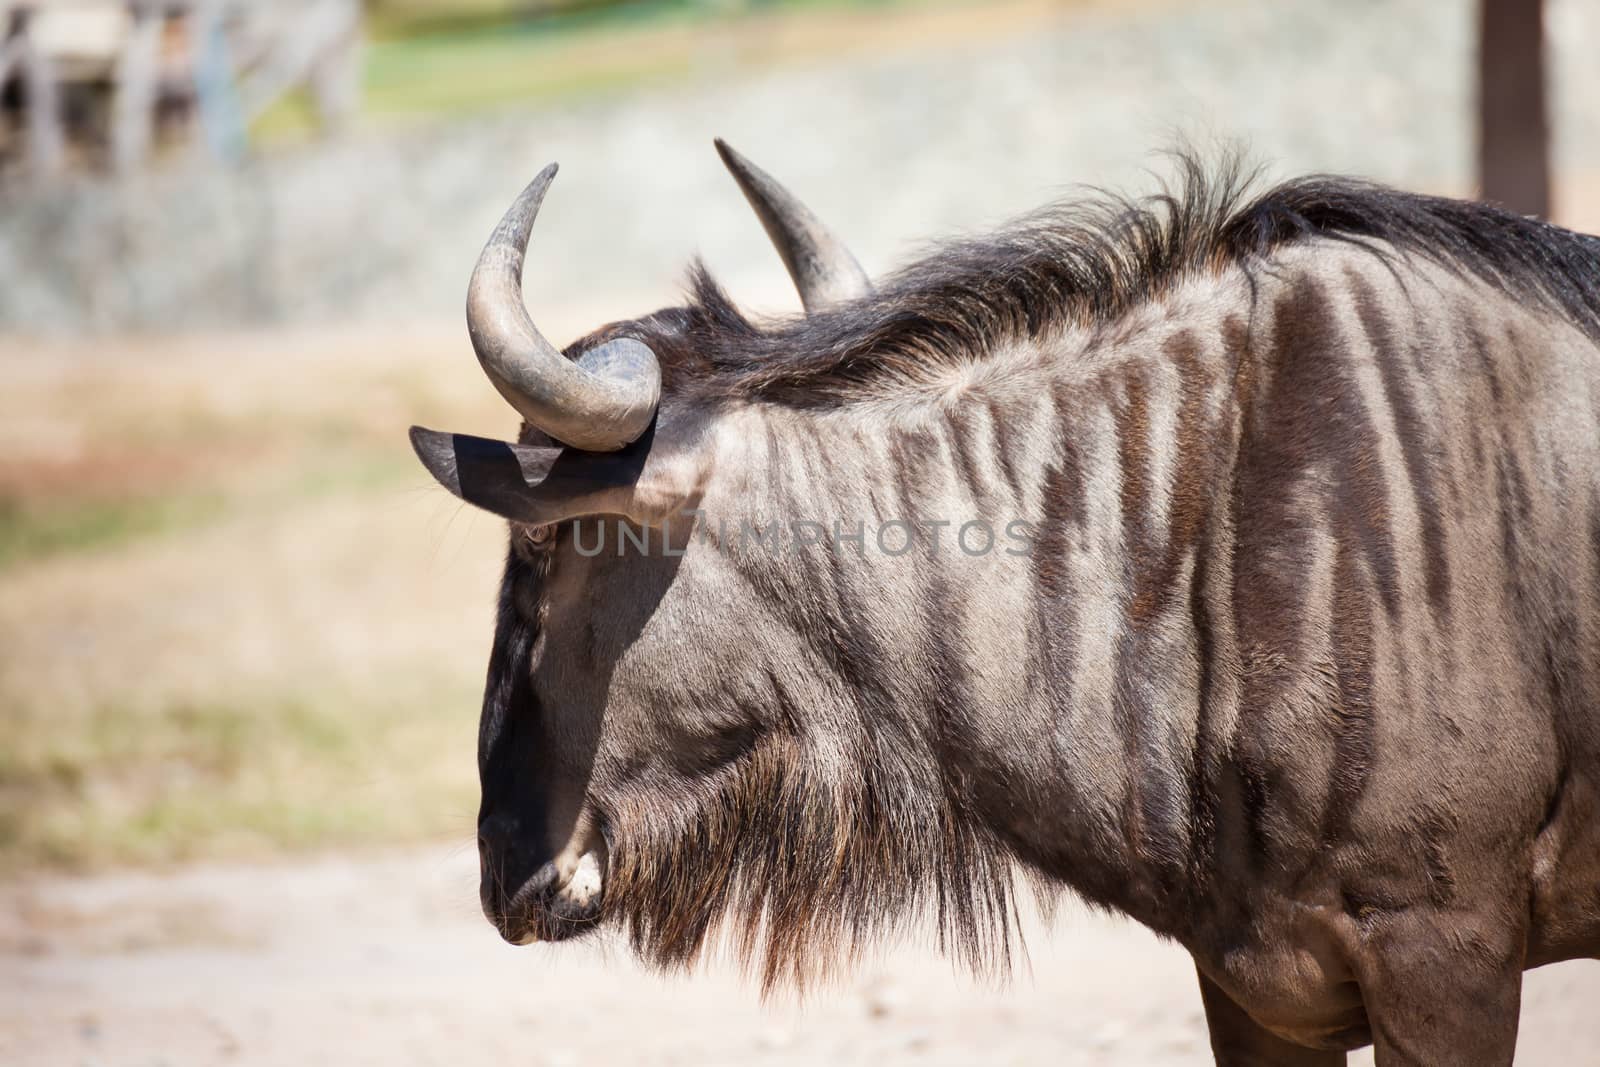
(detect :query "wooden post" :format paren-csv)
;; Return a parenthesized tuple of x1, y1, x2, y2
(308, 0, 360, 136)
(20, 22, 63, 177)
(191, 0, 247, 160)
(1477, 0, 1550, 217)
(0, 7, 25, 161)
(2, 5, 65, 178)
(112, 1, 164, 173)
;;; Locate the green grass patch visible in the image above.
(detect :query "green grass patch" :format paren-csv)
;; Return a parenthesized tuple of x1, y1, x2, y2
(0, 445, 417, 573)
(255, 0, 930, 136)
(0, 491, 229, 572)
(0, 678, 481, 873)
(362, 36, 694, 117)
(365, 0, 886, 41)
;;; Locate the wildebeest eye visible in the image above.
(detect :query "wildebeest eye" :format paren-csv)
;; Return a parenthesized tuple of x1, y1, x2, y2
(509, 525, 555, 571)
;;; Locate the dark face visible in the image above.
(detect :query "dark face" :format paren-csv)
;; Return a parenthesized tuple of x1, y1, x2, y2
(473, 471, 783, 945)
(412, 141, 875, 949)
(473, 532, 596, 946)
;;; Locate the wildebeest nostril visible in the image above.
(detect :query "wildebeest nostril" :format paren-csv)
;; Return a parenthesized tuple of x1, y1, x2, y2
(476, 812, 526, 915)
(476, 813, 559, 911)
(476, 812, 518, 859)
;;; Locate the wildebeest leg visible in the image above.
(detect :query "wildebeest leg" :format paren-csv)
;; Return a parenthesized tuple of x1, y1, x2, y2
(1353, 911, 1524, 1066)
(1195, 967, 1346, 1066)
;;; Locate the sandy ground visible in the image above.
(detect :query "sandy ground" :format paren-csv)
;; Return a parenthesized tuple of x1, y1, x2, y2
(2, 845, 1596, 1066)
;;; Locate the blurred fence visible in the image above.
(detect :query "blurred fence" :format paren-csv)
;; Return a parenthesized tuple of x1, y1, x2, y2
(0, 0, 359, 177)
(0, 0, 1595, 337)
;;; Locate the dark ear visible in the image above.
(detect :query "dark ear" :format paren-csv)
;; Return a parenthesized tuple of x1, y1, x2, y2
(409, 425, 654, 525)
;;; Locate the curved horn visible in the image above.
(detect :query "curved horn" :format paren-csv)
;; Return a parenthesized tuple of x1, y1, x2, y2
(714, 139, 871, 313)
(466, 164, 661, 453)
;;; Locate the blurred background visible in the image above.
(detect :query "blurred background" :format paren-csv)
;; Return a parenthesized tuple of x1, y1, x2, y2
(1, 1, 1597, 1063)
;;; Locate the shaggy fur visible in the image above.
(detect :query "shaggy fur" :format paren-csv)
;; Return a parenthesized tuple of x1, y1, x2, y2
(600, 733, 1023, 992)
(484, 530, 1026, 992)
(635, 153, 1600, 403)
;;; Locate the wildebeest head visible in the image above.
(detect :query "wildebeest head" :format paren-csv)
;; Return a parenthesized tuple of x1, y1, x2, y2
(411, 143, 991, 986)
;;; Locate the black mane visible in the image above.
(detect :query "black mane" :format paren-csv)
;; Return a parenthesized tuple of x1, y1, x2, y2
(639, 153, 1600, 405)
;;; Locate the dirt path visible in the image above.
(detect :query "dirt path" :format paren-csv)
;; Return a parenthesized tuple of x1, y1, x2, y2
(3, 847, 1596, 1065)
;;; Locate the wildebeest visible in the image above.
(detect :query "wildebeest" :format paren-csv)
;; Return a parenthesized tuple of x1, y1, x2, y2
(410, 142, 1600, 1064)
